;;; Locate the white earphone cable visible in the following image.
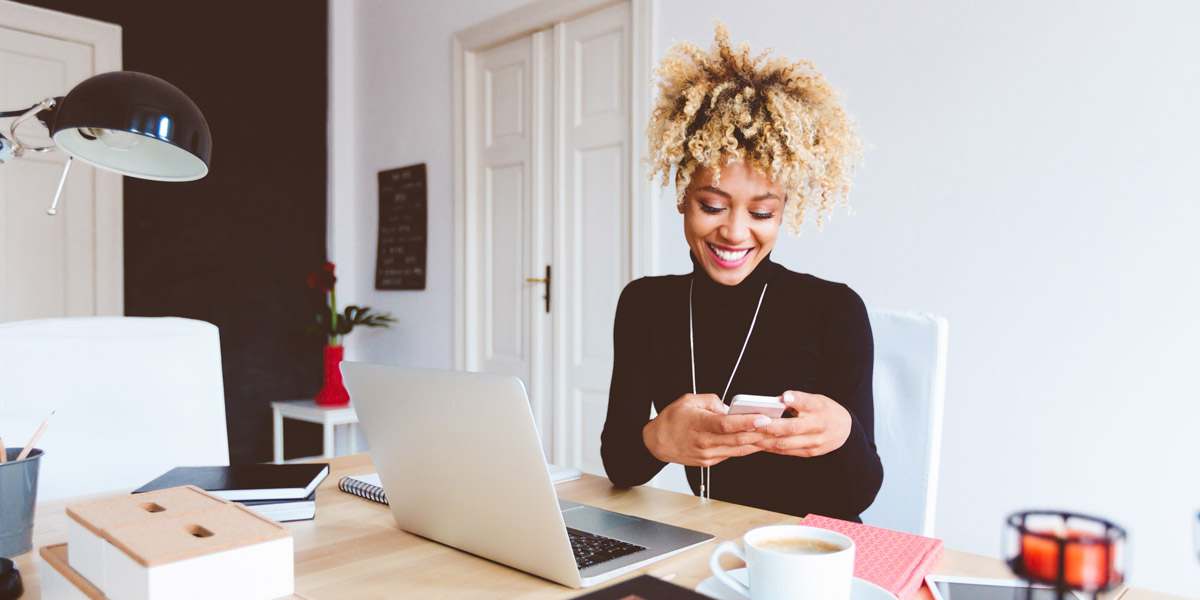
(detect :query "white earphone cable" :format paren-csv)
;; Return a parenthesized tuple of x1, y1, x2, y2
(689, 278, 768, 500)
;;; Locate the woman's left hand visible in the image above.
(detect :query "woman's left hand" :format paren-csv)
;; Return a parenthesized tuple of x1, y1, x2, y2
(753, 391, 852, 457)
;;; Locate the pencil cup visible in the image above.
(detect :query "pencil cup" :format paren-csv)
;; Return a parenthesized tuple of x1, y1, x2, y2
(0, 448, 42, 558)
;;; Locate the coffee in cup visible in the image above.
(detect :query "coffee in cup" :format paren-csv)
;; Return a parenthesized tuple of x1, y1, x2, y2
(754, 536, 843, 555)
(709, 525, 855, 600)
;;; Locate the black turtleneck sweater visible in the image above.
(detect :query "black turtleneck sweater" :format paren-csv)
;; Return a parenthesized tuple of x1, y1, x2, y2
(600, 254, 883, 521)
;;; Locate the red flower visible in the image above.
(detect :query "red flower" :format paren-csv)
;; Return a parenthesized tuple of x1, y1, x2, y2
(306, 261, 337, 292)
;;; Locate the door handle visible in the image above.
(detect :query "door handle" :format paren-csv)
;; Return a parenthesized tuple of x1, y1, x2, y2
(525, 265, 551, 313)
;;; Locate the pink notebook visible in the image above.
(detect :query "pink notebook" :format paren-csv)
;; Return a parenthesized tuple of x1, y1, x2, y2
(797, 514, 943, 600)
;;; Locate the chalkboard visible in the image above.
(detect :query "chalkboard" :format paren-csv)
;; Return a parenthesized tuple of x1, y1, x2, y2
(376, 164, 427, 290)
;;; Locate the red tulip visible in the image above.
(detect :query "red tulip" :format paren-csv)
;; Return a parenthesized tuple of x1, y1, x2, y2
(306, 261, 337, 292)
(303, 260, 392, 345)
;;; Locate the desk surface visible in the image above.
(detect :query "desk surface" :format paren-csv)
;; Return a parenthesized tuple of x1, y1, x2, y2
(16, 454, 1180, 599)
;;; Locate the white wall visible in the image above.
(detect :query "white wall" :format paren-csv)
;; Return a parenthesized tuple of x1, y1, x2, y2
(328, 0, 534, 368)
(333, 1, 1200, 596)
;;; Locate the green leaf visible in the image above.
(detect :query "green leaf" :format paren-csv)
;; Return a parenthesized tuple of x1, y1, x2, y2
(307, 303, 393, 340)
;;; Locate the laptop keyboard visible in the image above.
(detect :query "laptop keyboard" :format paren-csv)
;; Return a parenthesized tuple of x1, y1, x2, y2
(567, 528, 646, 569)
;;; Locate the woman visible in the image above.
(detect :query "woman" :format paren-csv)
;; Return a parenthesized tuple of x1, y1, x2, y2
(600, 24, 883, 521)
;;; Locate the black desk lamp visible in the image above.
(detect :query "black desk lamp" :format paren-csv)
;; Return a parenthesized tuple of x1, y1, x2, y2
(0, 70, 211, 214)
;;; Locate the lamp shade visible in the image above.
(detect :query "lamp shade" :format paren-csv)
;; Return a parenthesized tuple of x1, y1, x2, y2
(50, 71, 211, 181)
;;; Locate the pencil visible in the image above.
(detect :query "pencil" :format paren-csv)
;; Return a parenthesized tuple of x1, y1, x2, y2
(17, 410, 54, 461)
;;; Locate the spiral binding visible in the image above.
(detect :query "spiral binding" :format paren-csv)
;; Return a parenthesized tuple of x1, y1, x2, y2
(338, 476, 388, 505)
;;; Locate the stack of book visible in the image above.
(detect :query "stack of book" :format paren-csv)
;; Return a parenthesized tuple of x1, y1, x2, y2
(134, 463, 329, 522)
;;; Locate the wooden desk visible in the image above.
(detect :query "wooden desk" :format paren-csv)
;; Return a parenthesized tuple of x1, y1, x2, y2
(14, 454, 1181, 599)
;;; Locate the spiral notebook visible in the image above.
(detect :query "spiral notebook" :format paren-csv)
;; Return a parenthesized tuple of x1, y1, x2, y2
(339, 474, 388, 504)
(340, 465, 582, 506)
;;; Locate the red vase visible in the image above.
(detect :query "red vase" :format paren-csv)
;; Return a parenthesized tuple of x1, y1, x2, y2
(316, 345, 351, 407)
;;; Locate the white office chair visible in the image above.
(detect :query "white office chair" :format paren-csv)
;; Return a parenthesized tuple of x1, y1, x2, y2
(0, 317, 229, 500)
(648, 309, 948, 537)
(861, 309, 947, 537)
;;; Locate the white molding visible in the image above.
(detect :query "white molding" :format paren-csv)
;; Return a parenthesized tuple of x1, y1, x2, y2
(0, 0, 124, 316)
(452, 33, 467, 370)
(550, 20, 568, 469)
(327, 0, 360, 328)
(0, 1, 122, 46)
(457, 0, 623, 52)
(629, 0, 655, 279)
(93, 165, 123, 316)
(92, 26, 123, 316)
(531, 28, 554, 458)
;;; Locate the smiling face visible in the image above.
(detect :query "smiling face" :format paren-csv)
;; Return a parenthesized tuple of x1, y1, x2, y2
(681, 162, 785, 286)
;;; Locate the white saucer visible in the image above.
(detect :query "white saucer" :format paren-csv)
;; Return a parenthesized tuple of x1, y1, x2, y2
(695, 568, 897, 600)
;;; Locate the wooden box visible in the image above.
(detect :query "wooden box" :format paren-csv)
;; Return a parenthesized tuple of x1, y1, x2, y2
(67, 486, 227, 590)
(64, 485, 293, 599)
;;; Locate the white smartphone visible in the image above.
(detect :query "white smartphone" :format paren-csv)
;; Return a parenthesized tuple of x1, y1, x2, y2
(728, 394, 787, 418)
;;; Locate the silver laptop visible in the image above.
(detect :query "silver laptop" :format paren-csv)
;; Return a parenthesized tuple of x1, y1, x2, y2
(341, 362, 714, 588)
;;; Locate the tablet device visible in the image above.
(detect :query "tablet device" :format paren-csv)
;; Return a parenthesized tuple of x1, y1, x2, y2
(925, 575, 1087, 600)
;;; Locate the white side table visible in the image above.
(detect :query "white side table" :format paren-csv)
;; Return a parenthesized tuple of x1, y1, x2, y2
(271, 399, 360, 463)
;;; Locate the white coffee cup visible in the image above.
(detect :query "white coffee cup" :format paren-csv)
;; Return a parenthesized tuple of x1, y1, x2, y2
(709, 525, 855, 600)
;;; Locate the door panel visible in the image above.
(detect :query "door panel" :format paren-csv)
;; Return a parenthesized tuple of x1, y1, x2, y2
(576, 388, 610, 475)
(484, 163, 526, 364)
(572, 145, 622, 366)
(577, 34, 621, 120)
(486, 64, 525, 145)
(470, 34, 550, 445)
(554, 2, 631, 474)
(0, 25, 98, 321)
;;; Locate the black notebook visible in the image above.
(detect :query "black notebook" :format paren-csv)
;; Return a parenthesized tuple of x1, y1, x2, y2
(133, 464, 330, 501)
(241, 491, 318, 522)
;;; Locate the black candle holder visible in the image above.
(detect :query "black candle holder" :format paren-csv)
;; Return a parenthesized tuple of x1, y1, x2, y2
(1003, 511, 1126, 600)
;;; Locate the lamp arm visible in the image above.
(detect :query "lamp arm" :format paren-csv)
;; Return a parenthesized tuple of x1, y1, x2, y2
(6, 98, 58, 155)
(0, 100, 48, 119)
(46, 156, 73, 216)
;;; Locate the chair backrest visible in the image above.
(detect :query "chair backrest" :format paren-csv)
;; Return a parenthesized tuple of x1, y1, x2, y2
(860, 309, 948, 537)
(0, 317, 229, 500)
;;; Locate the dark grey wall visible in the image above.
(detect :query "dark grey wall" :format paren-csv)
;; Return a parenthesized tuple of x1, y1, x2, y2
(17, 0, 330, 463)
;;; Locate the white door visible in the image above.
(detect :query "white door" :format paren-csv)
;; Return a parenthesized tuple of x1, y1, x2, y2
(463, 3, 632, 472)
(0, 2, 123, 322)
(552, 2, 631, 475)
(466, 31, 556, 451)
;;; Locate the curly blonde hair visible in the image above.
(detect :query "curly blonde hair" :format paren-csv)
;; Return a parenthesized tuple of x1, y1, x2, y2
(647, 22, 863, 233)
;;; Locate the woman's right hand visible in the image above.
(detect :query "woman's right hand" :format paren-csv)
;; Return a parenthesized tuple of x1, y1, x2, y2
(642, 393, 772, 467)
